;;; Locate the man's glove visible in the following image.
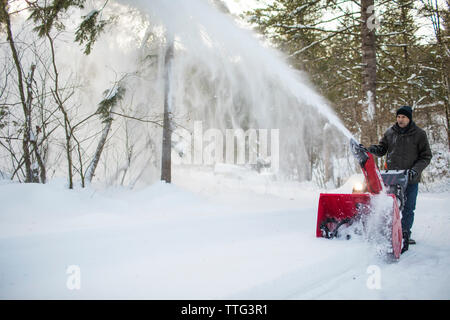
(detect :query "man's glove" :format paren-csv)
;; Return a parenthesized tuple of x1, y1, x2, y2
(368, 145, 378, 154)
(408, 169, 418, 182)
(358, 144, 368, 152)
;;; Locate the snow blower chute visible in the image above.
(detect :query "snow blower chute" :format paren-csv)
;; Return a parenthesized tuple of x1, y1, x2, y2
(316, 138, 408, 259)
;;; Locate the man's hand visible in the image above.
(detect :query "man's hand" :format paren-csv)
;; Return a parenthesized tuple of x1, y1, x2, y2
(408, 169, 418, 182)
(358, 144, 368, 152)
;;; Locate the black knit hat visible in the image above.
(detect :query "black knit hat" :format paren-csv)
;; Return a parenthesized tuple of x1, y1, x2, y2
(396, 105, 412, 121)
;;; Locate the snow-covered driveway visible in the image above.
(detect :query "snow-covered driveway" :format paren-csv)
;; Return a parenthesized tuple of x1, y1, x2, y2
(1, 173, 449, 299)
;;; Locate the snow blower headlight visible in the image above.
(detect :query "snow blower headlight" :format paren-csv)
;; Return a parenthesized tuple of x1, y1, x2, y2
(352, 182, 365, 193)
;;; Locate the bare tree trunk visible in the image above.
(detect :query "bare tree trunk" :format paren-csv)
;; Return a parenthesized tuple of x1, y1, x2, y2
(26, 64, 46, 183)
(446, 76, 450, 150)
(46, 32, 74, 189)
(1, 3, 33, 182)
(86, 80, 126, 184)
(361, 0, 377, 146)
(120, 119, 134, 186)
(73, 135, 85, 187)
(161, 37, 174, 183)
(400, 1, 412, 103)
(86, 114, 114, 183)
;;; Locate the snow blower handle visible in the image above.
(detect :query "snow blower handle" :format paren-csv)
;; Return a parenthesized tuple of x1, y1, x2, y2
(350, 138, 384, 194)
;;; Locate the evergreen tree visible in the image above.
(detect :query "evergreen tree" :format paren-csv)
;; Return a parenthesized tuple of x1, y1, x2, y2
(246, 0, 448, 149)
(376, 0, 419, 131)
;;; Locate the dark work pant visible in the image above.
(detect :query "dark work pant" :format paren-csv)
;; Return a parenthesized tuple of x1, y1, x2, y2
(402, 183, 419, 235)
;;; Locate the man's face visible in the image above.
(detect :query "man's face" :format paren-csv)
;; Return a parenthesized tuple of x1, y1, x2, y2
(397, 114, 410, 128)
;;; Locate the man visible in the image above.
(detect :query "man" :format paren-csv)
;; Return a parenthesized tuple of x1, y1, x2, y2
(368, 106, 432, 253)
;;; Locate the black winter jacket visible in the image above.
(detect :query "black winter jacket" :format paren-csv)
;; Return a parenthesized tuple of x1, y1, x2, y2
(370, 121, 432, 184)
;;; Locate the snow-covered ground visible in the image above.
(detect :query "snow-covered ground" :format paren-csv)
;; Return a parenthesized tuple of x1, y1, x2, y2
(1, 166, 449, 299)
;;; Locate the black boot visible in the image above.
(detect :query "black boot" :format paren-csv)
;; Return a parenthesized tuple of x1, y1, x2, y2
(401, 231, 410, 254)
(408, 232, 416, 245)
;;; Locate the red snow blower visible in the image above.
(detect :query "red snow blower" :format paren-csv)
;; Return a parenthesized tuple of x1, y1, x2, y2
(316, 138, 409, 259)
